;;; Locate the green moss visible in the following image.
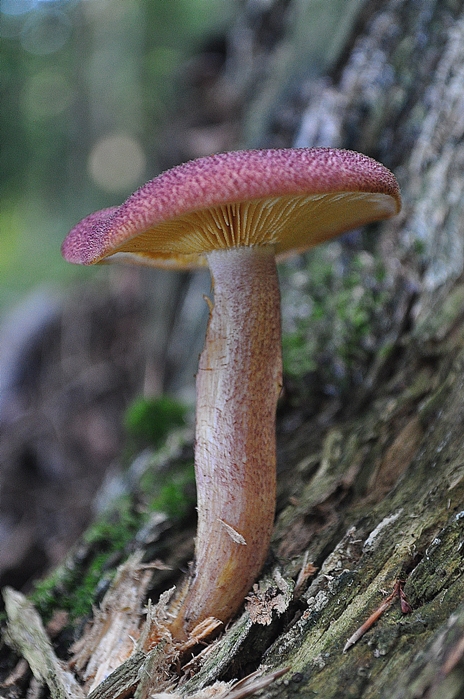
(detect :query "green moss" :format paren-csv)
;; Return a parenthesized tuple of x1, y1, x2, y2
(29, 400, 192, 622)
(30, 497, 142, 621)
(282, 331, 318, 377)
(30, 558, 102, 623)
(281, 245, 389, 396)
(124, 395, 187, 447)
(143, 461, 195, 520)
(84, 496, 140, 549)
(29, 460, 196, 622)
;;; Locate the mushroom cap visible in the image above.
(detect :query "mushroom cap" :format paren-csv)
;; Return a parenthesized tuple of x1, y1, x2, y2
(62, 148, 401, 269)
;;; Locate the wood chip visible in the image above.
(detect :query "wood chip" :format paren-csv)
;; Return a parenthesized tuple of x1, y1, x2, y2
(245, 571, 293, 625)
(3, 587, 85, 699)
(217, 520, 247, 545)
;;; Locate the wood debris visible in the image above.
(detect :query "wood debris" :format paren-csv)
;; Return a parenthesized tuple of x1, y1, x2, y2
(70, 552, 157, 692)
(245, 570, 293, 625)
(2, 556, 289, 699)
(2, 586, 85, 699)
(343, 579, 412, 652)
(293, 553, 318, 597)
(180, 617, 224, 653)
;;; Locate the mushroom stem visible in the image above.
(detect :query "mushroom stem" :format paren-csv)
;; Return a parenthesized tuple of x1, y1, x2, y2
(169, 246, 282, 639)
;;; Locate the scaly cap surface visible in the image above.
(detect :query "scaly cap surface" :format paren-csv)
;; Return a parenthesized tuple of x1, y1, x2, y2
(62, 148, 401, 269)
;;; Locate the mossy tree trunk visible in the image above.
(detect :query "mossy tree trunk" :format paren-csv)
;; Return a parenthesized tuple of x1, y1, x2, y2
(238, 2, 464, 696)
(3, 1, 464, 697)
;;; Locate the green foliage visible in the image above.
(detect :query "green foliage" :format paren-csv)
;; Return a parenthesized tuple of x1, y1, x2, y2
(124, 395, 187, 447)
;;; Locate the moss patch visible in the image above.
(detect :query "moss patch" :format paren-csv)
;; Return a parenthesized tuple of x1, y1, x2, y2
(281, 243, 390, 399)
(124, 395, 187, 448)
(30, 496, 141, 622)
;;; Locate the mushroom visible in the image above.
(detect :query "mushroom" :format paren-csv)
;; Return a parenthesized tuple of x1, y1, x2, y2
(61, 147, 401, 640)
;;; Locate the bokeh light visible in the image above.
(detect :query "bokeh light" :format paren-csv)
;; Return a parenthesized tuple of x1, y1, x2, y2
(0, 0, 232, 307)
(20, 8, 71, 54)
(88, 132, 146, 193)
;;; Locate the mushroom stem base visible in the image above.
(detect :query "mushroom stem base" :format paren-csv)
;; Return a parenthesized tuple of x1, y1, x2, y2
(168, 246, 282, 640)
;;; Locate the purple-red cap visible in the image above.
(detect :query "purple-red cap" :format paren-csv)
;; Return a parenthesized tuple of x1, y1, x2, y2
(62, 148, 401, 269)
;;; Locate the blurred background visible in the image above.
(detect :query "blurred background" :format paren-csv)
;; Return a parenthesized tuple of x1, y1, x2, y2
(0, 0, 239, 591)
(0, 0, 235, 306)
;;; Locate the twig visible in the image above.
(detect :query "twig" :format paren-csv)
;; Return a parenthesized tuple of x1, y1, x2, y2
(224, 667, 290, 699)
(343, 580, 411, 652)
